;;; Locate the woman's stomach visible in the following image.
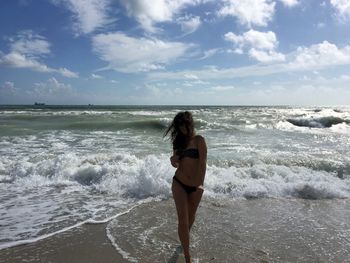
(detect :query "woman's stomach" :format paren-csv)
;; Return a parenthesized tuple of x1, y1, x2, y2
(175, 161, 202, 186)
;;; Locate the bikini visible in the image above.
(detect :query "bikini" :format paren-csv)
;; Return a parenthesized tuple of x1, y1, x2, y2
(173, 148, 200, 194)
(176, 148, 199, 160)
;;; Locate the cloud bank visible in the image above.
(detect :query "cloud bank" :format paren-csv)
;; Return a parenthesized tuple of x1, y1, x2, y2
(119, 0, 201, 32)
(225, 29, 285, 62)
(92, 32, 195, 72)
(51, 0, 114, 35)
(0, 31, 78, 78)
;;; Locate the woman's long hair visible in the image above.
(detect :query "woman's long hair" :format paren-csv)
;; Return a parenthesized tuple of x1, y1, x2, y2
(164, 111, 195, 150)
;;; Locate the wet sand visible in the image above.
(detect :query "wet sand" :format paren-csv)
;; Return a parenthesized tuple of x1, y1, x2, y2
(0, 223, 126, 263)
(108, 198, 350, 262)
(1, 198, 350, 263)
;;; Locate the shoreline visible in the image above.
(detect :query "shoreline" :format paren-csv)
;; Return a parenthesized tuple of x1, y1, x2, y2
(1, 198, 350, 263)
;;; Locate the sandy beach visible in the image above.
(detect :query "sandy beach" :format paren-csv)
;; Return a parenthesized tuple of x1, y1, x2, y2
(1, 197, 350, 263)
(0, 223, 125, 263)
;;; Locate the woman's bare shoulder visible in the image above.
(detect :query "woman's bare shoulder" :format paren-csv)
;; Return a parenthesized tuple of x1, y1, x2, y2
(194, 135, 206, 148)
(195, 134, 205, 142)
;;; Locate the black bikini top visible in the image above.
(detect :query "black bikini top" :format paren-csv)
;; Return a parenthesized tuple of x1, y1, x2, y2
(176, 148, 199, 160)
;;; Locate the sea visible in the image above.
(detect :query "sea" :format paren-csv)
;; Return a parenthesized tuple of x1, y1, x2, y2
(0, 105, 349, 261)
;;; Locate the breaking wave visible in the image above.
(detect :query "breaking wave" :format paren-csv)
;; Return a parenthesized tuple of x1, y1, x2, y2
(287, 116, 348, 128)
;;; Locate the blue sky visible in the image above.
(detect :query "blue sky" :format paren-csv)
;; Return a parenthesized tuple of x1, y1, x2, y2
(0, 0, 350, 105)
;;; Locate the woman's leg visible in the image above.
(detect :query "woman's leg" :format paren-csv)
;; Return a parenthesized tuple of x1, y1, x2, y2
(172, 180, 191, 260)
(188, 187, 204, 230)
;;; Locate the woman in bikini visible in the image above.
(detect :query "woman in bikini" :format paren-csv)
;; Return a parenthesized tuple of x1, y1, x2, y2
(164, 111, 207, 263)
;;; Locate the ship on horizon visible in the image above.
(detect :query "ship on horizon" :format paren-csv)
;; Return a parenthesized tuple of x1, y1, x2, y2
(34, 102, 46, 106)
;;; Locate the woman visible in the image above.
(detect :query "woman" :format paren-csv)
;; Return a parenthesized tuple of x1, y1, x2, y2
(164, 111, 207, 263)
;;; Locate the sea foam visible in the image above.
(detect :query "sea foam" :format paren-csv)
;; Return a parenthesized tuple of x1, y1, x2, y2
(1, 105, 349, 251)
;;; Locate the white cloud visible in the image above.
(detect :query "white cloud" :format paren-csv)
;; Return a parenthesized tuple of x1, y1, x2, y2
(177, 15, 201, 35)
(0, 31, 78, 78)
(0, 52, 79, 78)
(183, 79, 209, 87)
(0, 81, 19, 103)
(289, 41, 350, 70)
(51, 0, 113, 35)
(316, 22, 326, 28)
(90, 73, 103, 79)
(148, 41, 350, 80)
(248, 48, 285, 62)
(58, 67, 79, 78)
(119, 0, 200, 32)
(225, 30, 277, 50)
(33, 77, 72, 95)
(130, 84, 216, 104)
(92, 32, 194, 72)
(200, 48, 222, 59)
(224, 29, 285, 62)
(0, 81, 17, 94)
(278, 0, 299, 7)
(0, 52, 53, 72)
(330, 0, 350, 20)
(143, 76, 350, 105)
(339, 74, 350, 80)
(248, 84, 350, 106)
(1, 81, 15, 89)
(182, 73, 210, 86)
(1, 78, 81, 104)
(184, 73, 199, 79)
(218, 0, 275, 27)
(9, 31, 51, 57)
(211, 85, 235, 91)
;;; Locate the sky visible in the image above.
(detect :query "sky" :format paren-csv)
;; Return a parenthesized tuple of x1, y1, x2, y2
(0, 0, 350, 105)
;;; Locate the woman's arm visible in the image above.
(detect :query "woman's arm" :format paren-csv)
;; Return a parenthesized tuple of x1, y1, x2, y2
(196, 135, 207, 184)
(170, 150, 179, 168)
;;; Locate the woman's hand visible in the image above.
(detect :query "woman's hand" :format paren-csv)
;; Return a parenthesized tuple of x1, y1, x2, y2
(170, 155, 179, 168)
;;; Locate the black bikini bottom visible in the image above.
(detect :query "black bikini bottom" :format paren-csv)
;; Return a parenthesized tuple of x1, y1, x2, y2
(173, 176, 197, 194)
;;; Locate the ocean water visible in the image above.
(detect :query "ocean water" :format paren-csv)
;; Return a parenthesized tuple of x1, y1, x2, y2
(0, 105, 349, 253)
